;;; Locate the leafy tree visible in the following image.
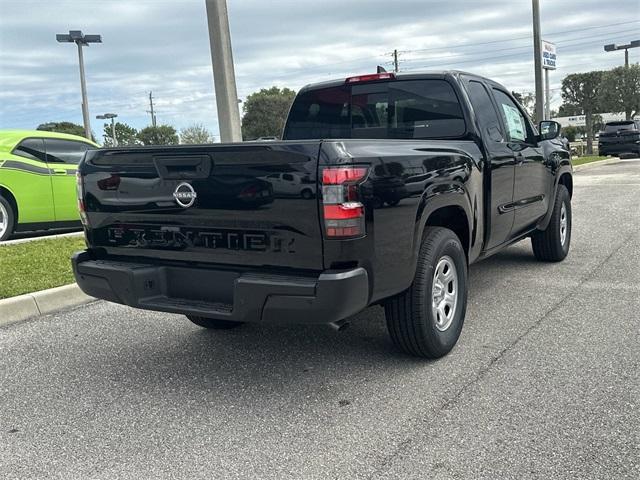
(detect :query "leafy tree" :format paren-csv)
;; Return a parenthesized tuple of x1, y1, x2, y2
(180, 123, 213, 144)
(599, 64, 640, 120)
(562, 126, 582, 142)
(512, 91, 536, 120)
(557, 103, 582, 117)
(102, 122, 139, 147)
(241, 86, 296, 140)
(561, 71, 604, 154)
(592, 114, 605, 135)
(137, 124, 179, 146)
(37, 121, 86, 137)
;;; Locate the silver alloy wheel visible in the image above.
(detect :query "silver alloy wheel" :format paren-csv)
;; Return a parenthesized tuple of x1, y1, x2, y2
(0, 201, 7, 239)
(431, 255, 458, 332)
(560, 203, 567, 246)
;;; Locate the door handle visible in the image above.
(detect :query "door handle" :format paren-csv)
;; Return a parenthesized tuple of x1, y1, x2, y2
(52, 169, 68, 175)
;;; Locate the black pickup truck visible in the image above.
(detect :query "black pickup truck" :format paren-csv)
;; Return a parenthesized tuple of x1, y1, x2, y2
(72, 71, 573, 358)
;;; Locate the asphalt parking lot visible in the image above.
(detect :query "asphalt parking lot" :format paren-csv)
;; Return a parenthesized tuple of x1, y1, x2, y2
(1, 159, 639, 479)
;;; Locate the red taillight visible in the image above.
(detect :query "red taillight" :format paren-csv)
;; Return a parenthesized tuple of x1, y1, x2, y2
(323, 203, 365, 219)
(322, 167, 368, 185)
(345, 72, 395, 84)
(322, 167, 368, 239)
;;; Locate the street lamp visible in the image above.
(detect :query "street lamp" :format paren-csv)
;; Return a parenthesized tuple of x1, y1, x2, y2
(604, 40, 640, 68)
(56, 30, 102, 139)
(96, 113, 118, 146)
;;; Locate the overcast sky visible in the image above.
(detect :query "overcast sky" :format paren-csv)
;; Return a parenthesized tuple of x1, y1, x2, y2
(1, 0, 638, 142)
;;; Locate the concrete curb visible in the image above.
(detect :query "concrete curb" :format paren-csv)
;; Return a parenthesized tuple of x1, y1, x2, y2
(0, 283, 93, 327)
(573, 157, 622, 171)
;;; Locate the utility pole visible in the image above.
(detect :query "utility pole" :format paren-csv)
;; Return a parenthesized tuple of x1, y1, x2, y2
(147, 91, 157, 127)
(56, 30, 102, 139)
(532, 0, 544, 124)
(205, 0, 242, 143)
(393, 49, 399, 73)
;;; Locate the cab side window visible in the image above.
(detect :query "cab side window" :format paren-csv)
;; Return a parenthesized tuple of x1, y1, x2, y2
(44, 139, 93, 164)
(492, 89, 533, 143)
(465, 81, 503, 142)
(13, 138, 47, 162)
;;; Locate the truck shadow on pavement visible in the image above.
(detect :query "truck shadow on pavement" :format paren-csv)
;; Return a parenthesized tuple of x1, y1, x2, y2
(57, 243, 560, 400)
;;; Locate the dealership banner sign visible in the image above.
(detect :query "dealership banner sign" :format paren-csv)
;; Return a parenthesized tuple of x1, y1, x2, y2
(542, 40, 557, 70)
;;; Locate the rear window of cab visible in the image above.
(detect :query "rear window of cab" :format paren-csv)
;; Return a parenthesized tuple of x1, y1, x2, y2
(284, 79, 466, 140)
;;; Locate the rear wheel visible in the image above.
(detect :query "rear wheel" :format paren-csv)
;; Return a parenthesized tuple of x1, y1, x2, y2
(0, 196, 16, 242)
(531, 184, 571, 262)
(385, 227, 468, 358)
(186, 315, 243, 330)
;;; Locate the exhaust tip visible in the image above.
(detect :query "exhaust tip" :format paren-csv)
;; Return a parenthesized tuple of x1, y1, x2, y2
(329, 320, 350, 332)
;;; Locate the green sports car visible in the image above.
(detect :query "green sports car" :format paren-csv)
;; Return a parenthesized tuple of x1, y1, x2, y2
(0, 130, 98, 241)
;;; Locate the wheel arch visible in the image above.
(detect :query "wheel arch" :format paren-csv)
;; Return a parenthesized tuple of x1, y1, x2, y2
(414, 192, 472, 264)
(558, 172, 573, 198)
(538, 168, 573, 231)
(424, 205, 470, 259)
(0, 184, 19, 224)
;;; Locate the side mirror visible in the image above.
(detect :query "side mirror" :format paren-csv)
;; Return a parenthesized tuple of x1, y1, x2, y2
(538, 120, 561, 141)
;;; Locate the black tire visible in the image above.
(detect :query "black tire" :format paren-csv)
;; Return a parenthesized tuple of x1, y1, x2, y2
(531, 184, 571, 262)
(301, 188, 313, 200)
(0, 195, 16, 242)
(186, 315, 243, 330)
(385, 227, 468, 358)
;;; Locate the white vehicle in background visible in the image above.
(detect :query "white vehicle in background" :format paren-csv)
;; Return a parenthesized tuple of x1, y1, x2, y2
(264, 172, 316, 199)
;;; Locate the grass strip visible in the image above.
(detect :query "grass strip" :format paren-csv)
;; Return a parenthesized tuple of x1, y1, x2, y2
(0, 236, 86, 299)
(572, 155, 608, 166)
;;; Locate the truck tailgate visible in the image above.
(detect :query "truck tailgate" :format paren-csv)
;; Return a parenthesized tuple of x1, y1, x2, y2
(80, 142, 323, 270)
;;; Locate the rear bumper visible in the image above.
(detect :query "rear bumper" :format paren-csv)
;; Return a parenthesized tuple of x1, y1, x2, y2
(72, 250, 369, 324)
(599, 142, 640, 155)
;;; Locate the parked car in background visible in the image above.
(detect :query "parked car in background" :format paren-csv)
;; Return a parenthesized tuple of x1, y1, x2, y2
(0, 130, 98, 240)
(598, 120, 640, 157)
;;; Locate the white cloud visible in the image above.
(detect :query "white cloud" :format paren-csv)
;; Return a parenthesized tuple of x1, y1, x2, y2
(0, 0, 638, 138)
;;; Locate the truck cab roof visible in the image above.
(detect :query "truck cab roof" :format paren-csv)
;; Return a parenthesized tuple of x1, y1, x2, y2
(299, 70, 505, 94)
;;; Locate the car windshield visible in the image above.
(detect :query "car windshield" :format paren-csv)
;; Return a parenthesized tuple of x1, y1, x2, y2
(284, 79, 466, 140)
(603, 122, 636, 133)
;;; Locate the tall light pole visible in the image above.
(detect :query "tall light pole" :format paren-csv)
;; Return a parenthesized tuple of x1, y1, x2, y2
(57, 30, 102, 140)
(532, 0, 544, 124)
(205, 0, 242, 143)
(96, 113, 118, 146)
(604, 40, 640, 68)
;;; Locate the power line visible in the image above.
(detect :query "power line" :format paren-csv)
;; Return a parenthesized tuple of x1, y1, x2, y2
(398, 27, 640, 66)
(402, 35, 640, 72)
(397, 20, 640, 55)
(269, 20, 639, 78)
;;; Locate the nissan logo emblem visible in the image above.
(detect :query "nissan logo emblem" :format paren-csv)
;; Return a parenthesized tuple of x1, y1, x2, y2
(173, 182, 197, 208)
